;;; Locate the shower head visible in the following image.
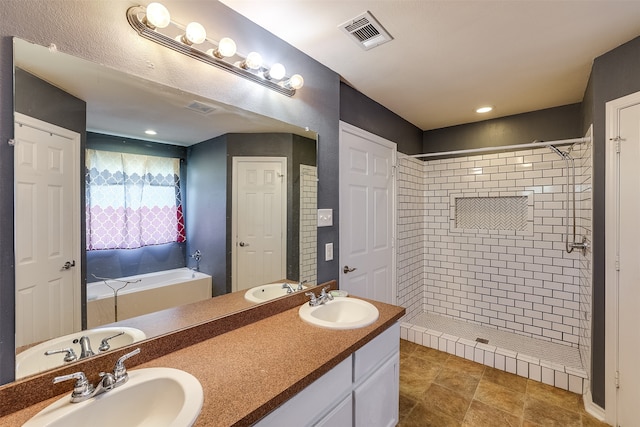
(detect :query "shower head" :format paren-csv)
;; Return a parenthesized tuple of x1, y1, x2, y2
(547, 144, 566, 158)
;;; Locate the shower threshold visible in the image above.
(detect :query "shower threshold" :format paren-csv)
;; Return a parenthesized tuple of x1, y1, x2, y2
(402, 312, 587, 395)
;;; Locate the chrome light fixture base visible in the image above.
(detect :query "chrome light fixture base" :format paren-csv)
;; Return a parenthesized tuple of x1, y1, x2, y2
(126, 5, 297, 97)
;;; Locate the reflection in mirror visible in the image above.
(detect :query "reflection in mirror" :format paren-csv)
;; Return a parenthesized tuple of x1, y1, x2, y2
(12, 37, 317, 380)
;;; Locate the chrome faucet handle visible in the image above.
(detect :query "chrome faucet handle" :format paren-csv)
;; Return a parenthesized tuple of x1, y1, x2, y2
(44, 347, 77, 362)
(53, 371, 94, 402)
(320, 286, 334, 301)
(99, 331, 125, 352)
(297, 280, 308, 291)
(114, 348, 141, 381)
(305, 291, 318, 306)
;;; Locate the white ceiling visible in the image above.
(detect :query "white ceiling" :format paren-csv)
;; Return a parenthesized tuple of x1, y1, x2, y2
(220, 0, 640, 130)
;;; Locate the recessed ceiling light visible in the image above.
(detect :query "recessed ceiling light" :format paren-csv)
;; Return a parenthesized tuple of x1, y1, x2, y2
(476, 106, 493, 114)
(145, 129, 157, 135)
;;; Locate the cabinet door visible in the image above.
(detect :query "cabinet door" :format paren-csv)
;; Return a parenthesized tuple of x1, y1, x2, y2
(353, 353, 399, 427)
(314, 395, 352, 427)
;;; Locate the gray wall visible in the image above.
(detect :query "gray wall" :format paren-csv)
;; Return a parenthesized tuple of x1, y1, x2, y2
(581, 35, 640, 408)
(186, 132, 316, 296)
(186, 135, 228, 297)
(340, 82, 423, 155)
(0, 0, 339, 384)
(423, 103, 581, 153)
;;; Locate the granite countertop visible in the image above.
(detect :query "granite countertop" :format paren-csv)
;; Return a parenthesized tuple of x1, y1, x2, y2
(0, 298, 404, 426)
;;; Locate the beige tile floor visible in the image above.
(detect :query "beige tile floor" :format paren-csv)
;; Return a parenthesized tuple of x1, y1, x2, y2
(399, 339, 610, 427)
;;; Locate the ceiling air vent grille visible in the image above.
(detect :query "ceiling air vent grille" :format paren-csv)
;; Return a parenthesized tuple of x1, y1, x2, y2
(185, 101, 217, 115)
(339, 11, 393, 51)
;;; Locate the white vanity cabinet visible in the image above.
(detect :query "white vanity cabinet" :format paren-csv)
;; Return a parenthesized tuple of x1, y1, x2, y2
(353, 322, 400, 427)
(253, 322, 400, 427)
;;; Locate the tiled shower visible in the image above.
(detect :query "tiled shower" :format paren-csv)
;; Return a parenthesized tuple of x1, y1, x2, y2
(396, 139, 593, 394)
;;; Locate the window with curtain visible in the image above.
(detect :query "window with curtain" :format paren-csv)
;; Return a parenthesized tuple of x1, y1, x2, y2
(86, 149, 185, 250)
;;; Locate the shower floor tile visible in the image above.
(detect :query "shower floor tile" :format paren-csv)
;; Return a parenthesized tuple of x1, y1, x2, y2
(409, 312, 583, 371)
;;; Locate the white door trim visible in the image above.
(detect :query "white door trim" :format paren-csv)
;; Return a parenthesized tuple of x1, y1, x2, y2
(338, 121, 397, 304)
(605, 90, 640, 425)
(14, 112, 82, 335)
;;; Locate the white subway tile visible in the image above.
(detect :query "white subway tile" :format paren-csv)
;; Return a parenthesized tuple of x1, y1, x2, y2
(555, 371, 569, 390)
(517, 360, 529, 378)
(568, 375, 584, 394)
(541, 367, 555, 386)
(494, 353, 506, 370)
(529, 364, 542, 382)
(474, 348, 484, 364)
(483, 351, 495, 368)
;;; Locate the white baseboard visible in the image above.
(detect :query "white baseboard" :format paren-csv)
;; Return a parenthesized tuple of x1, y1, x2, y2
(583, 390, 607, 423)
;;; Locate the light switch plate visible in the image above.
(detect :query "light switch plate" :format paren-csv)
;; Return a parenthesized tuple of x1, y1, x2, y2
(317, 209, 333, 227)
(325, 243, 333, 261)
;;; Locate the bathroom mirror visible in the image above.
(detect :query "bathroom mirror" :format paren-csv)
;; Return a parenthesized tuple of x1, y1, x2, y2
(12, 37, 317, 380)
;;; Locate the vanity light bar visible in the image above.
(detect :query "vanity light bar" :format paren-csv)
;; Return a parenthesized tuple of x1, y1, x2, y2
(126, 4, 303, 97)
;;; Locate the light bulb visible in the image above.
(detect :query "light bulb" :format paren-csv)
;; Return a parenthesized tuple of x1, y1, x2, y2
(184, 22, 206, 45)
(265, 63, 286, 80)
(144, 2, 171, 29)
(476, 106, 493, 113)
(217, 37, 237, 57)
(242, 52, 262, 70)
(287, 74, 304, 90)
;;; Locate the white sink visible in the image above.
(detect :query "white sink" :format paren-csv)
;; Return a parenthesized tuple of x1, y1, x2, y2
(16, 327, 147, 379)
(244, 282, 307, 303)
(298, 297, 379, 330)
(24, 367, 203, 427)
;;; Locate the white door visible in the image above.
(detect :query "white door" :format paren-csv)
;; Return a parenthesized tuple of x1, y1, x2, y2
(14, 113, 81, 347)
(606, 91, 640, 426)
(232, 157, 286, 292)
(339, 122, 396, 304)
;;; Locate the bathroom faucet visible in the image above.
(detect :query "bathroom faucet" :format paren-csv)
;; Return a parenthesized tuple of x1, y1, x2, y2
(74, 336, 95, 359)
(190, 249, 202, 272)
(53, 348, 141, 403)
(297, 280, 308, 291)
(305, 286, 333, 307)
(282, 283, 296, 294)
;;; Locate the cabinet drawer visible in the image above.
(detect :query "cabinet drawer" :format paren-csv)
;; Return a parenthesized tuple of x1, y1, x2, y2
(254, 356, 352, 426)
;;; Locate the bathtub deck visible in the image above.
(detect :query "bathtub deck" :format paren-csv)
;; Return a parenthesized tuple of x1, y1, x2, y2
(402, 311, 587, 395)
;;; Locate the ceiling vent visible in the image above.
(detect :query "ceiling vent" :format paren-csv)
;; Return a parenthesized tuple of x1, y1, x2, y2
(185, 100, 217, 115)
(339, 11, 393, 51)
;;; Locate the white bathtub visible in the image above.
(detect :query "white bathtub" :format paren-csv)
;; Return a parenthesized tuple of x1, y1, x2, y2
(87, 268, 212, 328)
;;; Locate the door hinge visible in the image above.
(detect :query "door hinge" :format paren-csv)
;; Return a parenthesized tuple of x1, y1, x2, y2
(610, 136, 623, 153)
(615, 370, 620, 389)
(615, 256, 620, 271)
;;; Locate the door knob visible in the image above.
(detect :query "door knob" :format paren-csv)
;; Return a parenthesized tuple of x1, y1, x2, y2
(62, 260, 76, 270)
(239, 241, 249, 247)
(343, 265, 357, 274)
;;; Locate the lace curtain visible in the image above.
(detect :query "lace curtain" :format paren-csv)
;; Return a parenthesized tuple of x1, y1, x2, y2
(86, 149, 185, 250)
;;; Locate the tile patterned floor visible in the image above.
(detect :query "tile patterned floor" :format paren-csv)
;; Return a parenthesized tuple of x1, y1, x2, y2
(399, 340, 610, 427)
